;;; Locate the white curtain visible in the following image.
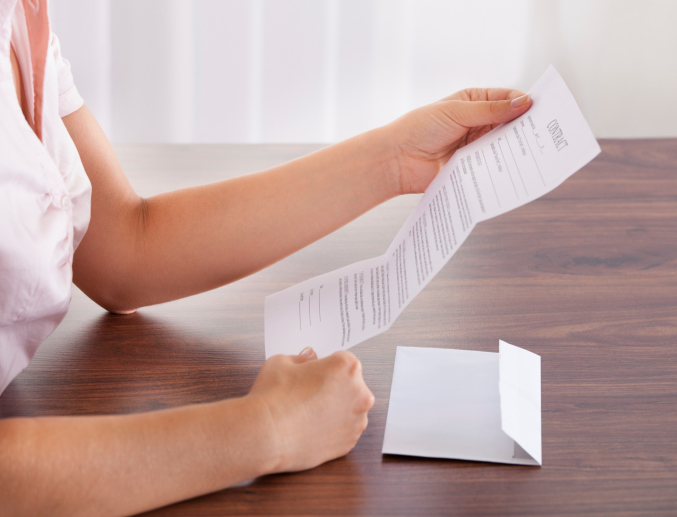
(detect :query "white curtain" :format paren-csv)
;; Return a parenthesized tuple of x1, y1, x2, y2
(50, 0, 677, 143)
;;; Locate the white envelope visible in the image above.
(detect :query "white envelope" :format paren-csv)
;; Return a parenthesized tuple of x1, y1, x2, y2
(382, 341, 542, 466)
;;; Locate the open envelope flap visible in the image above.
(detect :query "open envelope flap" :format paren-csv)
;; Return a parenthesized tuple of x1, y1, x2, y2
(498, 341, 542, 465)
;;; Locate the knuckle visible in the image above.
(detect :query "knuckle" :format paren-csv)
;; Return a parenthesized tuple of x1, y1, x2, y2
(459, 87, 478, 101)
(360, 415, 369, 433)
(333, 351, 358, 371)
(358, 389, 375, 412)
(266, 355, 289, 371)
(489, 100, 506, 114)
(351, 357, 363, 377)
(366, 390, 376, 409)
(266, 354, 285, 365)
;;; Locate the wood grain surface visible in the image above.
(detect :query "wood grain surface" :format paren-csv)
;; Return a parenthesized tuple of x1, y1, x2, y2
(1, 140, 676, 516)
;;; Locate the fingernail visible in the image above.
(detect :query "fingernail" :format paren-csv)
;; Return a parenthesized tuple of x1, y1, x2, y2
(299, 346, 314, 356)
(510, 93, 531, 108)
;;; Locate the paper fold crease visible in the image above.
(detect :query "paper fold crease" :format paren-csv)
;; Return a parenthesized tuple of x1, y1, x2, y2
(499, 340, 542, 465)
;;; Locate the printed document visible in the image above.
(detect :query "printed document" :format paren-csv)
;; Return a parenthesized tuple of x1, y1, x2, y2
(265, 66, 601, 358)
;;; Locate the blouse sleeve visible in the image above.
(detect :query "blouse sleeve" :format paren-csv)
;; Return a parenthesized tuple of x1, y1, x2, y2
(49, 32, 84, 117)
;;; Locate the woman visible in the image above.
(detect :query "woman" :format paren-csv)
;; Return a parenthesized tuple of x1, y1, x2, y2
(0, 1, 532, 515)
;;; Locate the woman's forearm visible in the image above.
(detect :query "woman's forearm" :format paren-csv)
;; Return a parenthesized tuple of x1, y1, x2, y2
(129, 127, 399, 308)
(0, 345, 374, 515)
(0, 397, 277, 516)
(68, 105, 400, 311)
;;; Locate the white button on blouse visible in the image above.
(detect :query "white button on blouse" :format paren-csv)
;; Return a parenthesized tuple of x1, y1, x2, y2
(0, 0, 91, 394)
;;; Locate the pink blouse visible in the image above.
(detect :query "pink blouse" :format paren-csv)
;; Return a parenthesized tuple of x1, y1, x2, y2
(0, 0, 91, 394)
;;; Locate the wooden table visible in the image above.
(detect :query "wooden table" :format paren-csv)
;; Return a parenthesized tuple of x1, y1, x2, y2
(2, 140, 676, 516)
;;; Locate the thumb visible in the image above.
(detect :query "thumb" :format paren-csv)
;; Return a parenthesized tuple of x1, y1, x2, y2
(444, 94, 531, 129)
(289, 346, 318, 363)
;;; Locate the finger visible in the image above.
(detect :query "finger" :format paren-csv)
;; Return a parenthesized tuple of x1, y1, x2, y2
(503, 89, 528, 101)
(441, 95, 531, 129)
(442, 87, 527, 103)
(288, 346, 318, 363)
(486, 88, 528, 102)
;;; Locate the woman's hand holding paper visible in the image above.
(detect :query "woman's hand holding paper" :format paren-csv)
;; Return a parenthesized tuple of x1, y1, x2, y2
(388, 88, 532, 195)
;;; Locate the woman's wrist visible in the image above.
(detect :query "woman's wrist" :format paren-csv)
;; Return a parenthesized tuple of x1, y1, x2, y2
(333, 123, 403, 201)
(232, 394, 284, 477)
(364, 123, 405, 199)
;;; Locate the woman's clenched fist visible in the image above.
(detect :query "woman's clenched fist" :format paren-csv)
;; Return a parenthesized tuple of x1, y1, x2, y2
(247, 348, 375, 473)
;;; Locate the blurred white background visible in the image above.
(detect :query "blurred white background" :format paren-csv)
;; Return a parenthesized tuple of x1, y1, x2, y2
(50, 0, 677, 143)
